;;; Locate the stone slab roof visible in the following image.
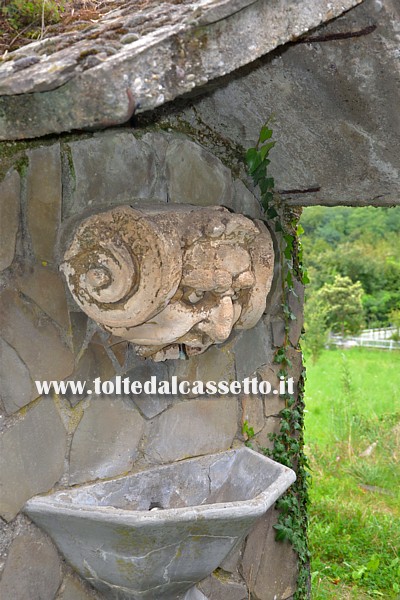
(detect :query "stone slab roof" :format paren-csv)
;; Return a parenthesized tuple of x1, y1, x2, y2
(0, 0, 362, 140)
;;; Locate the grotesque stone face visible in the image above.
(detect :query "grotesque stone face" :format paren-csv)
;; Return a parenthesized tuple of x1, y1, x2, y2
(61, 205, 274, 360)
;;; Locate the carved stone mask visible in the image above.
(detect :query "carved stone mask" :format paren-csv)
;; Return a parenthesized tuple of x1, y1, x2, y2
(61, 205, 274, 360)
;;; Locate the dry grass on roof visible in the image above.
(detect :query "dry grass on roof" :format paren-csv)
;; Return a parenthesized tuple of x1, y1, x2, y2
(0, 0, 124, 55)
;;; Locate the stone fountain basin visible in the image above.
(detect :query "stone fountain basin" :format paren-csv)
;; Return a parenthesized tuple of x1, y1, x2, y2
(24, 447, 296, 600)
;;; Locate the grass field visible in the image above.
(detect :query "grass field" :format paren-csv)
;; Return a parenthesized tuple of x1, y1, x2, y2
(304, 347, 400, 599)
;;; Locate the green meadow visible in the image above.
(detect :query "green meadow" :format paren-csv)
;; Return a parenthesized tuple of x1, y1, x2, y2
(304, 347, 400, 599)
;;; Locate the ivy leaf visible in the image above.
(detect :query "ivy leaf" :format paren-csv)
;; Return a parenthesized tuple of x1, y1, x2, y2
(245, 148, 261, 173)
(266, 177, 275, 189)
(260, 141, 276, 160)
(274, 347, 286, 363)
(259, 125, 273, 143)
(252, 161, 267, 183)
(259, 177, 275, 194)
(262, 191, 274, 204)
(284, 247, 293, 260)
(266, 206, 278, 219)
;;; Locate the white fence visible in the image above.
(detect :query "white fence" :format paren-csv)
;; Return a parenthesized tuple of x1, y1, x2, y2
(357, 327, 396, 340)
(329, 327, 400, 350)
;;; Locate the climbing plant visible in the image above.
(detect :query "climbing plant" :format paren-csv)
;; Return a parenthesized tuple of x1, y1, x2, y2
(245, 120, 311, 599)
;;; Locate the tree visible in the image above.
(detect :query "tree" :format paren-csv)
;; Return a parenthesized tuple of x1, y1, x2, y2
(303, 295, 329, 364)
(389, 308, 400, 340)
(317, 275, 365, 336)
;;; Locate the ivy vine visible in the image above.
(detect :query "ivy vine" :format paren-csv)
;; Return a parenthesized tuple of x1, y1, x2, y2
(245, 119, 311, 599)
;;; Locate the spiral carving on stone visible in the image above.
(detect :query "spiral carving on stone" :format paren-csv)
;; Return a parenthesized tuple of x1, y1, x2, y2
(61, 205, 274, 360)
(61, 206, 182, 329)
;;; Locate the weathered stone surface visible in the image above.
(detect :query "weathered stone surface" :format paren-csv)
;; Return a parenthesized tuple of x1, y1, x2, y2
(254, 417, 281, 452)
(0, 0, 362, 140)
(108, 341, 129, 371)
(0, 337, 35, 414)
(232, 178, 262, 219)
(69, 311, 89, 356)
(141, 131, 171, 173)
(166, 139, 233, 207)
(219, 541, 243, 574)
(26, 144, 61, 264)
(198, 574, 247, 600)
(0, 526, 61, 600)
(17, 265, 70, 330)
(144, 398, 238, 463)
(194, 345, 237, 386)
(0, 397, 67, 521)
(58, 573, 99, 600)
(170, 344, 236, 399)
(241, 393, 265, 434)
(69, 398, 145, 484)
(257, 364, 285, 417)
(0, 513, 21, 575)
(63, 133, 165, 218)
(67, 343, 115, 407)
(242, 507, 298, 600)
(173, 0, 399, 207)
(125, 360, 172, 418)
(271, 319, 286, 348)
(0, 290, 74, 384)
(288, 279, 305, 347)
(0, 169, 20, 271)
(234, 319, 273, 381)
(286, 347, 304, 386)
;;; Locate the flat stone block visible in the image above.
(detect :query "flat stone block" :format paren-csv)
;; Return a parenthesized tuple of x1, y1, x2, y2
(170, 345, 236, 399)
(257, 364, 285, 417)
(271, 319, 286, 348)
(241, 393, 264, 435)
(0, 289, 74, 385)
(69, 398, 145, 484)
(17, 265, 70, 330)
(166, 138, 233, 208)
(254, 417, 281, 453)
(0, 169, 20, 271)
(58, 573, 99, 600)
(199, 574, 247, 600)
(232, 178, 262, 219)
(67, 343, 115, 407)
(125, 360, 172, 418)
(0, 337, 35, 414)
(286, 347, 303, 387)
(0, 397, 67, 521)
(26, 144, 61, 264)
(242, 507, 298, 600)
(0, 526, 61, 600)
(234, 319, 273, 381)
(288, 279, 305, 347)
(64, 133, 164, 218)
(144, 398, 238, 464)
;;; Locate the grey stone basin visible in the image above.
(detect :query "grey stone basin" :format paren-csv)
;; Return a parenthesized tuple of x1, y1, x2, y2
(24, 447, 295, 600)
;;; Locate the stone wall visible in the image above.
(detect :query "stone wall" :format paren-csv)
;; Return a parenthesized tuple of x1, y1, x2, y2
(0, 129, 303, 600)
